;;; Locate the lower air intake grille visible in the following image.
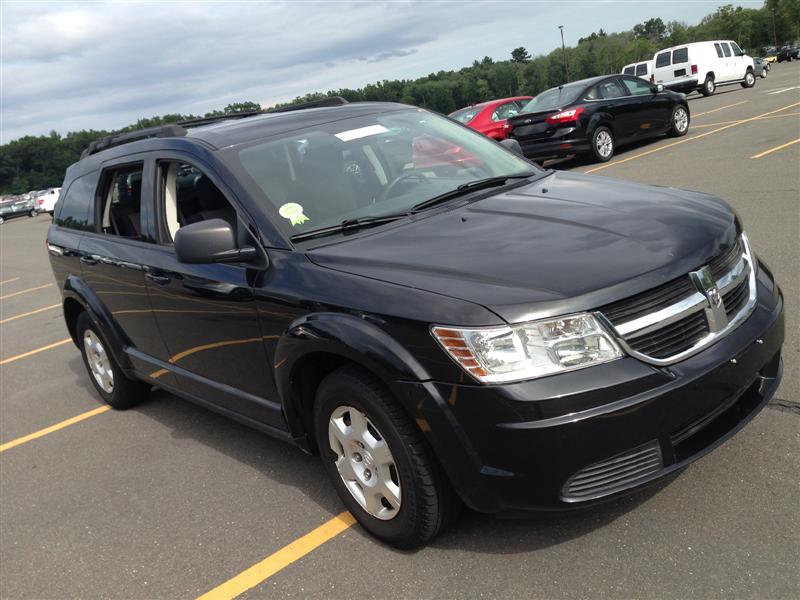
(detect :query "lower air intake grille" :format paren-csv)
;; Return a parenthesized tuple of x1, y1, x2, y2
(562, 441, 663, 502)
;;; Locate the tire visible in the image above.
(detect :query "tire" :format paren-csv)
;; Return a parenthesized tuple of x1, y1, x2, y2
(29, 209, 38, 217)
(590, 126, 614, 163)
(741, 70, 755, 88)
(315, 365, 459, 548)
(668, 105, 690, 137)
(760, 70, 767, 79)
(76, 312, 149, 409)
(700, 76, 716, 96)
(0, 216, 4, 225)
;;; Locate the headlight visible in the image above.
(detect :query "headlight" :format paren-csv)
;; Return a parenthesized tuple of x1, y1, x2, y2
(432, 313, 623, 383)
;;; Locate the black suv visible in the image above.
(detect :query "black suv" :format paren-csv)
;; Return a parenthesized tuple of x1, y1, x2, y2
(48, 99, 784, 548)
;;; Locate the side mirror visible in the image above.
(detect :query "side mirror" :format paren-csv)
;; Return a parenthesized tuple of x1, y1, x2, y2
(655, 84, 664, 93)
(175, 218, 257, 264)
(499, 138, 525, 157)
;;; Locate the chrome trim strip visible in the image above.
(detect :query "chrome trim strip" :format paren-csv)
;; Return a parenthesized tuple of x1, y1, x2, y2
(601, 234, 757, 366)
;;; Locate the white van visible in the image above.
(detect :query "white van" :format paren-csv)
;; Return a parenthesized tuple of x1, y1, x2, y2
(652, 40, 755, 96)
(621, 60, 654, 82)
(33, 187, 61, 213)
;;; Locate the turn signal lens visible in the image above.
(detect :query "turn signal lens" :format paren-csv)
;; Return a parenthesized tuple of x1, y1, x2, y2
(432, 314, 623, 383)
(545, 107, 585, 125)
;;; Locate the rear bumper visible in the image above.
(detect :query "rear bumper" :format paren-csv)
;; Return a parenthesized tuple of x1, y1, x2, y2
(514, 132, 592, 159)
(396, 264, 784, 514)
(664, 78, 699, 93)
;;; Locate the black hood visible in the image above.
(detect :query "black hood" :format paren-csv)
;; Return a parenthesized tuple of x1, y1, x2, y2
(307, 170, 738, 324)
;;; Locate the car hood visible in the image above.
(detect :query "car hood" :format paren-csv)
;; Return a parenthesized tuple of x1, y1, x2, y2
(307, 170, 737, 324)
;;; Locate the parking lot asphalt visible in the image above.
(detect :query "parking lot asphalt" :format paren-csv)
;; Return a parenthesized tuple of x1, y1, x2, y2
(1, 63, 798, 599)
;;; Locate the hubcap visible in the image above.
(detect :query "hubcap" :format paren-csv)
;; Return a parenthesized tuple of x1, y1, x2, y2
(746, 73, 754, 85)
(328, 405, 401, 520)
(596, 130, 613, 158)
(83, 330, 114, 393)
(674, 108, 688, 132)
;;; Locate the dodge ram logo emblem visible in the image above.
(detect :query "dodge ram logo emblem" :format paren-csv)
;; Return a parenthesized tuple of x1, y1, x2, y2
(690, 266, 728, 333)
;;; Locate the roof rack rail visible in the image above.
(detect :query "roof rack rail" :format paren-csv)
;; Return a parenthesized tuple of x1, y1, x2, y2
(178, 110, 264, 129)
(81, 124, 187, 158)
(267, 96, 349, 113)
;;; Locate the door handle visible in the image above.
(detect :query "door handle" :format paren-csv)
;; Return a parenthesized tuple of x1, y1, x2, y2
(80, 256, 97, 266)
(145, 272, 171, 285)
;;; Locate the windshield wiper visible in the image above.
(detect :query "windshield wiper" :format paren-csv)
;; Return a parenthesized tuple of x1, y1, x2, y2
(411, 172, 544, 212)
(290, 212, 411, 243)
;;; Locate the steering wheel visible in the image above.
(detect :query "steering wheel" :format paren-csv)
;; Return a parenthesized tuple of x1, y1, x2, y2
(379, 171, 428, 202)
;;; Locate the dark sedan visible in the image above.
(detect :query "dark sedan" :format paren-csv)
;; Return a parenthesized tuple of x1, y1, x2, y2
(506, 74, 690, 163)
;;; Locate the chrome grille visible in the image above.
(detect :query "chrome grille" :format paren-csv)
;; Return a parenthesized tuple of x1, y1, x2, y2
(598, 235, 756, 365)
(562, 441, 662, 502)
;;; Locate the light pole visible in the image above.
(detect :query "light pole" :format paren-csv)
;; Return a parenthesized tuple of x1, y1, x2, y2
(558, 25, 569, 84)
(771, 8, 777, 49)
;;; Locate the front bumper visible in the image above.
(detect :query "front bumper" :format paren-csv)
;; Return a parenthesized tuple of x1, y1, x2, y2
(396, 262, 784, 513)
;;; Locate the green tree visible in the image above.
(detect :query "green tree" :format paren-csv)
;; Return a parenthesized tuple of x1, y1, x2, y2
(511, 47, 531, 63)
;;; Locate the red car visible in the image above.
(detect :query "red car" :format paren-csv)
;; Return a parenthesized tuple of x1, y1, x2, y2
(449, 96, 533, 140)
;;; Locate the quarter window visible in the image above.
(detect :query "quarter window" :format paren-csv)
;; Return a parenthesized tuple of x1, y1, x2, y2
(98, 164, 144, 238)
(655, 52, 670, 68)
(55, 173, 96, 231)
(672, 48, 688, 64)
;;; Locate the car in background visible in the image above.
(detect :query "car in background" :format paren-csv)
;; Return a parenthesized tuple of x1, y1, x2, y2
(652, 40, 755, 96)
(753, 58, 769, 78)
(449, 96, 532, 140)
(621, 60, 654, 82)
(0, 195, 38, 224)
(506, 74, 690, 163)
(776, 47, 794, 62)
(33, 187, 61, 213)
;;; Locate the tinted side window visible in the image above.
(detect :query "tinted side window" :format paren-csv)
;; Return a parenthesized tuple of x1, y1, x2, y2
(55, 173, 96, 231)
(635, 63, 648, 76)
(714, 43, 724, 58)
(721, 43, 732, 57)
(656, 52, 670, 68)
(672, 48, 688, 63)
(98, 164, 144, 238)
(623, 66, 635, 75)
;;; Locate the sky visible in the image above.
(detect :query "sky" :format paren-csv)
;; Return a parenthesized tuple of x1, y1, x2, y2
(1, 0, 759, 142)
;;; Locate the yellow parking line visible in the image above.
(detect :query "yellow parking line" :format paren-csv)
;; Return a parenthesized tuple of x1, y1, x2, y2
(0, 406, 111, 453)
(0, 303, 60, 325)
(691, 112, 800, 129)
(750, 137, 800, 159)
(0, 277, 20, 285)
(197, 512, 356, 600)
(0, 283, 53, 300)
(692, 100, 749, 117)
(584, 101, 800, 174)
(0, 338, 72, 365)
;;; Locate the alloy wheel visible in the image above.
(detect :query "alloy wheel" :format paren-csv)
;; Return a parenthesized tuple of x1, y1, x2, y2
(328, 405, 401, 520)
(83, 329, 114, 393)
(745, 72, 755, 86)
(674, 107, 689, 133)
(595, 130, 613, 159)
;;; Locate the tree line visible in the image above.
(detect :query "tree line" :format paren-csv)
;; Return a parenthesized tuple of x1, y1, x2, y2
(2, 0, 797, 194)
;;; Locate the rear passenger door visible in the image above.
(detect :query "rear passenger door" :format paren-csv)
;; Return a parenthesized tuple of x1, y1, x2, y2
(718, 42, 734, 81)
(139, 155, 284, 429)
(594, 78, 640, 141)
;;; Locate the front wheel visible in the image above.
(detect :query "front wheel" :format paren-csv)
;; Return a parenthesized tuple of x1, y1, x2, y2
(315, 366, 459, 548)
(590, 126, 614, 162)
(668, 105, 690, 137)
(741, 70, 756, 88)
(77, 312, 149, 409)
(29, 209, 38, 217)
(701, 76, 716, 96)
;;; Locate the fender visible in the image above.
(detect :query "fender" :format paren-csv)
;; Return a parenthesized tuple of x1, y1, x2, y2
(586, 112, 615, 137)
(63, 274, 136, 374)
(274, 312, 432, 438)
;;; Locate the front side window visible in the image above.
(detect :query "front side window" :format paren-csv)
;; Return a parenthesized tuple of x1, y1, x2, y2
(234, 108, 536, 238)
(672, 48, 688, 64)
(98, 164, 143, 238)
(656, 52, 670, 68)
(730, 42, 743, 56)
(491, 101, 520, 122)
(721, 43, 732, 57)
(621, 76, 654, 96)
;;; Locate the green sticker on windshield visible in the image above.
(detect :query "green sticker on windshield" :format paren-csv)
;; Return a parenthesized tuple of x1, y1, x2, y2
(279, 203, 309, 226)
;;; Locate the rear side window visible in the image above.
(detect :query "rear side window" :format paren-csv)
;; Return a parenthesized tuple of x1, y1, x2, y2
(721, 43, 732, 57)
(714, 43, 724, 58)
(98, 164, 144, 238)
(672, 48, 688, 64)
(623, 66, 635, 75)
(55, 173, 96, 231)
(655, 52, 670, 68)
(635, 63, 648, 76)
(491, 101, 520, 122)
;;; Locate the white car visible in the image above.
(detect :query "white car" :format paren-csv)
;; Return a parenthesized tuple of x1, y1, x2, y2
(652, 40, 756, 96)
(621, 60, 654, 82)
(32, 187, 61, 213)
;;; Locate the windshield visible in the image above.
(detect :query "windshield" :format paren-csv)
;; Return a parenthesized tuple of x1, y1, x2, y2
(521, 85, 584, 113)
(235, 108, 538, 238)
(449, 106, 481, 124)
